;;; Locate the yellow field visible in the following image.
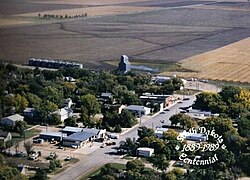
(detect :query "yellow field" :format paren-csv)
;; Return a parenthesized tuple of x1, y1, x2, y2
(160, 37, 250, 84)
(0, 18, 33, 27)
(15, 6, 158, 18)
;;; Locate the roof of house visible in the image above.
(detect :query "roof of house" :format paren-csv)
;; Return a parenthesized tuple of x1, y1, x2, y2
(64, 131, 96, 142)
(137, 147, 154, 152)
(23, 108, 36, 113)
(125, 105, 149, 111)
(62, 126, 83, 133)
(101, 93, 112, 98)
(0, 130, 10, 137)
(2, 114, 24, 121)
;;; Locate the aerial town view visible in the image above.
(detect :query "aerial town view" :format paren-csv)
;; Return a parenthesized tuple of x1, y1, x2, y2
(0, 0, 250, 179)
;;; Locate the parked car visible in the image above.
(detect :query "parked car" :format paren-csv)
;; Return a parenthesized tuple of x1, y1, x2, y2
(64, 156, 71, 161)
(71, 145, 78, 149)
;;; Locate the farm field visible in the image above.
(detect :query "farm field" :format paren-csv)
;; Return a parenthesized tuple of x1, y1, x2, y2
(160, 38, 250, 84)
(0, 0, 249, 83)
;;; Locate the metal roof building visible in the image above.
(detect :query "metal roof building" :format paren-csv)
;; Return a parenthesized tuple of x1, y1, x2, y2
(62, 132, 96, 148)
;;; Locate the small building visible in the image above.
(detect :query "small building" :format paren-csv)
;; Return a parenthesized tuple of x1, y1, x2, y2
(180, 131, 207, 142)
(39, 131, 67, 142)
(137, 147, 154, 157)
(155, 127, 169, 139)
(140, 94, 175, 110)
(124, 105, 151, 117)
(118, 55, 131, 73)
(52, 108, 73, 122)
(62, 126, 83, 136)
(62, 131, 96, 148)
(186, 109, 219, 120)
(0, 130, 12, 142)
(23, 108, 36, 117)
(1, 114, 24, 127)
(151, 76, 171, 84)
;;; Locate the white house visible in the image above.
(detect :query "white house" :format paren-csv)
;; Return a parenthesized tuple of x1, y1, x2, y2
(124, 105, 151, 117)
(1, 114, 24, 127)
(137, 147, 154, 157)
(63, 98, 73, 108)
(52, 108, 73, 122)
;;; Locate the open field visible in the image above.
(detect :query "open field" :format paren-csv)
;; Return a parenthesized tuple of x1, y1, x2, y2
(0, 0, 249, 83)
(160, 38, 250, 83)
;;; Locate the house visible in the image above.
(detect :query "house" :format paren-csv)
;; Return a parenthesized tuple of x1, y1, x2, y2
(52, 107, 73, 122)
(62, 131, 96, 148)
(0, 130, 12, 142)
(39, 131, 67, 142)
(124, 105, 151, 117)
(23, 108, 36, 117)
(1, 114, 24, 127)
(104, 104, 126, 114)
(82, 128, 106, 139)
(63, 98, 73, 108)
(186, 108, 219, 120)
(155, 127, 169, 138)
(99, 93, 114, 104)
(118, 55, 131, 73)
(62, 126, 83, 136)
(137, 147, 154, 157)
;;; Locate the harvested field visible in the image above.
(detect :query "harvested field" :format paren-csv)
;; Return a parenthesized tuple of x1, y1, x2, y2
(0, 0, 249, 84)
(0, 18, 33, 27)
(160, 38, 250, 83)
(16, 6, 159, 18)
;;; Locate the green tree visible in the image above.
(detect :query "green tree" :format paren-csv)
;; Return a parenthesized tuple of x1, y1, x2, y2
(150, 154, 169, 172)
(13, 94, 28, 113)
(119, 110, 137, 128)
(126, 159, 144, 173)
(64, 117, 77, 127)
(170, 113, 197, 129)
(138, 126, 154, 139)
(33, 169, 48, 180)
(80, 94, 100, 117)
(14, 121, 27, 137)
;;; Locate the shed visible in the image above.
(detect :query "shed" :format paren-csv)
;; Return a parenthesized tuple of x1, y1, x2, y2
(1, 114, 24, 127)
(137, 147, 154, 157)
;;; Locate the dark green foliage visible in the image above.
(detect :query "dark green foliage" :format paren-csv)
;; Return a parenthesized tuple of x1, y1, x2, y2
(33, 169, 48, 180)
(64, 117, 77, 127)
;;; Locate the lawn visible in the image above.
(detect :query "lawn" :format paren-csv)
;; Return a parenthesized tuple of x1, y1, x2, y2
(11, 128, 41, 145)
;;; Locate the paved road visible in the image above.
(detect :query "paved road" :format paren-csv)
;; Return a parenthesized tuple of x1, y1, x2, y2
(51, 95, 196, 180)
